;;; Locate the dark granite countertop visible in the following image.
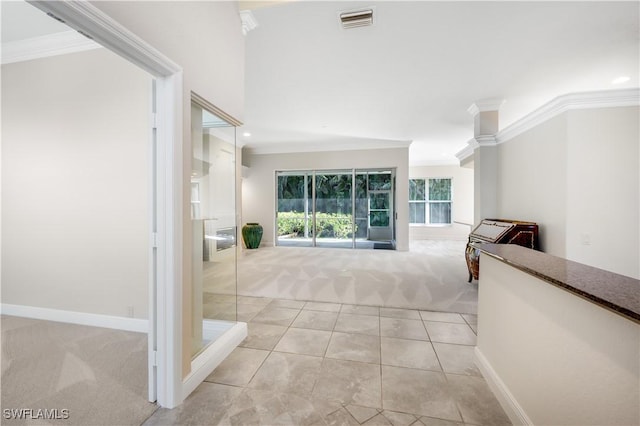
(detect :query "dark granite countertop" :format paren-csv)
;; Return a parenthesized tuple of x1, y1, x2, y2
(472, 243, 640, 324)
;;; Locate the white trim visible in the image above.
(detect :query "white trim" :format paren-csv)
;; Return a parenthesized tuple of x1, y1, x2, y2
(27, 1, 180, 76)
(1, 30, 102, 64)
(246, 139, 412, 155)
(468, 98, 505, 116)
(202, 319, 235, 342)
(1, 304, 148, 333)
(456, 89, 640, 165)
(474, 346, 532, 426)
(475, 135, 497, 147)
(497, 88, 640, 144)
(455, 138, 477, 164)
(27, 0, 184, 409)
(183, 321, 247, 400)
(154, 71, 184, 409)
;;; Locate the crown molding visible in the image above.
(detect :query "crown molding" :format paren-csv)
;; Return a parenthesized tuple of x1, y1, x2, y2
(468, 98, 506, 116)
(245, 139, 412, 155)
(497, 88, 640, 144)
(475, 135, 498, 147)
(457, 88, 639, 166)
(1, 30, 101, 64)
(455, 138, 477, 164)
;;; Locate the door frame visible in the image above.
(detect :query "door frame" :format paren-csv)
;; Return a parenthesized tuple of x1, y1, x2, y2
(29, 1, 184, 408)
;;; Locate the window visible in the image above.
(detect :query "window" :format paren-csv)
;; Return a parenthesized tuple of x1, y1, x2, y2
(409, 178, 452, 224)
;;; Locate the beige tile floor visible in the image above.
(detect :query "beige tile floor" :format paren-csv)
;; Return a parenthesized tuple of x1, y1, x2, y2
(144, 298, 511, 426)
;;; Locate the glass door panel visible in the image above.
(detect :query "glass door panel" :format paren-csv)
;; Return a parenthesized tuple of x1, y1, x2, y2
(356, 169, 395, 248)
(354, 172, 369, 248)
(276, 172, 313, 247)
(275, 168, 396, 250)
(314, 171, 354, 248)
(369, 192, 390, 226)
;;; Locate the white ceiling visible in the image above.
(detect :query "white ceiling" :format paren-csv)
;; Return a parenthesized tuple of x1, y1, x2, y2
(241, 1, 639, 165)
(3, 1, 638, 166)
(1, 0, 70, 41)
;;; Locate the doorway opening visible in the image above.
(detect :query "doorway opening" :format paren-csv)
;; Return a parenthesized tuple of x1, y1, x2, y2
(276, 168, 396, 249)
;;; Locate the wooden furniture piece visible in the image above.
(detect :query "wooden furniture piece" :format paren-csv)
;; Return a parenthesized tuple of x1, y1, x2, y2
(465, 218, 539, 282)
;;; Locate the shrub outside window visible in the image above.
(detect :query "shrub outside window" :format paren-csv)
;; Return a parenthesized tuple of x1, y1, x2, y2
(409, 178, 452, 224)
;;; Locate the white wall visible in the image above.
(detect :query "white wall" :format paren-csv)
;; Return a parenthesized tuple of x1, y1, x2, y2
(1, 48, 151, 318)
(477, 255, 639, 426)
(90, 1, 247, 374)
(497, 106, 639, 278)
(566, 107, 639, 279)
(409, 165, 473, 241)
(242, 147, 410, 251)
(497, 113, 569, 256)
(92, 1, 245, 122)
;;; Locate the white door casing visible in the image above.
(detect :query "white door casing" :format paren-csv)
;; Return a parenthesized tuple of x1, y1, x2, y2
(28, 1, 184, 408)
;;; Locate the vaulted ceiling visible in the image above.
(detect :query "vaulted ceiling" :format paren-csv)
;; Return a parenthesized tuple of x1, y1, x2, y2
(3, 1, 638, 166)
(240, 1, 639, 165)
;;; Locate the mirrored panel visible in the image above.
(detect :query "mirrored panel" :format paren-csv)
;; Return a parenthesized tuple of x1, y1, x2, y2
(191, 98, 237, 358)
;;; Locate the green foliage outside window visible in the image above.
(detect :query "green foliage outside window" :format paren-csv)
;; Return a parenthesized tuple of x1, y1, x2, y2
(429, 178, 452, 201)
(409, 179, 426, 201)
(278, 211, 356, 239)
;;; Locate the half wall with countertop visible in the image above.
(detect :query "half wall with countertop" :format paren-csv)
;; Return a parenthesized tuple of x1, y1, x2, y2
(474, 243, 639, 425)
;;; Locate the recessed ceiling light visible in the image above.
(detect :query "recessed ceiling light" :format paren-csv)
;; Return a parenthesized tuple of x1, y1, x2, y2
(611, 76, 630, 85)
(242, 132, 251, 137)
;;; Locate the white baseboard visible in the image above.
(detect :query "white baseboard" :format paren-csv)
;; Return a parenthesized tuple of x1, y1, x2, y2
(1, 303, 148, 333)
(474, 346, 532, 426)
(183, 321, 247, 401)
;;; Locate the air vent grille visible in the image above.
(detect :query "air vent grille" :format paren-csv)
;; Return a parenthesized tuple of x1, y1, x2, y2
(340, 9, 374, 29)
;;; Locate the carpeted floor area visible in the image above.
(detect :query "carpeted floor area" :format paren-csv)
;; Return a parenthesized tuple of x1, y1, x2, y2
(0, 240, 479, 425)
(237, 240, 478, 314)
(0, 316, 157, 425)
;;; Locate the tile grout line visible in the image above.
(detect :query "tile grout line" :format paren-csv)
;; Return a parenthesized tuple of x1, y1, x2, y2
(215, 298, 500, 426)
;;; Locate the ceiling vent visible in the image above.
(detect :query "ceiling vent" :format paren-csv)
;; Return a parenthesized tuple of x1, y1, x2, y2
(339, 8, 374, 29)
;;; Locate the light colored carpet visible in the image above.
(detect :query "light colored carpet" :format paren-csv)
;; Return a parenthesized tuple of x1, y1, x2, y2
(237, 240, 478, 314)
(1, 316, 157, 425)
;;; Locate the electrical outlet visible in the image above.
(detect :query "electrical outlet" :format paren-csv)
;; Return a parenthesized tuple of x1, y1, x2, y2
(127, 306, 134, 318)
(581, 233, 591, 246)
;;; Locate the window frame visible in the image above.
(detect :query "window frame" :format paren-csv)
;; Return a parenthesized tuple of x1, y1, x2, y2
(409, 177, 453, 226)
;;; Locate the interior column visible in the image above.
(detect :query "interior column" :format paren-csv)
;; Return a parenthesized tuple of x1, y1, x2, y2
(468, 99, 503, 225)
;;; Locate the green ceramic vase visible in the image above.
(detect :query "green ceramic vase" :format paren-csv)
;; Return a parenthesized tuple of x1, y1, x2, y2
(242, 223, 263, 249)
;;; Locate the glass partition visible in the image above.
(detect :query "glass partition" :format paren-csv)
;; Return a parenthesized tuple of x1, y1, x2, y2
(190, 98, 237, 358)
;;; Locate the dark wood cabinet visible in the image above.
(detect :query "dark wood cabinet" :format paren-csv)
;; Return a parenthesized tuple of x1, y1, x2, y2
(465, 218, 539, 282)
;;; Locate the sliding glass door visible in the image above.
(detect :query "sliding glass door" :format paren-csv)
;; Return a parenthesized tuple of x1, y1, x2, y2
(276, 168, 395, 249)
(314, 171, 354, 248)
(277, 172, 313, 247)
